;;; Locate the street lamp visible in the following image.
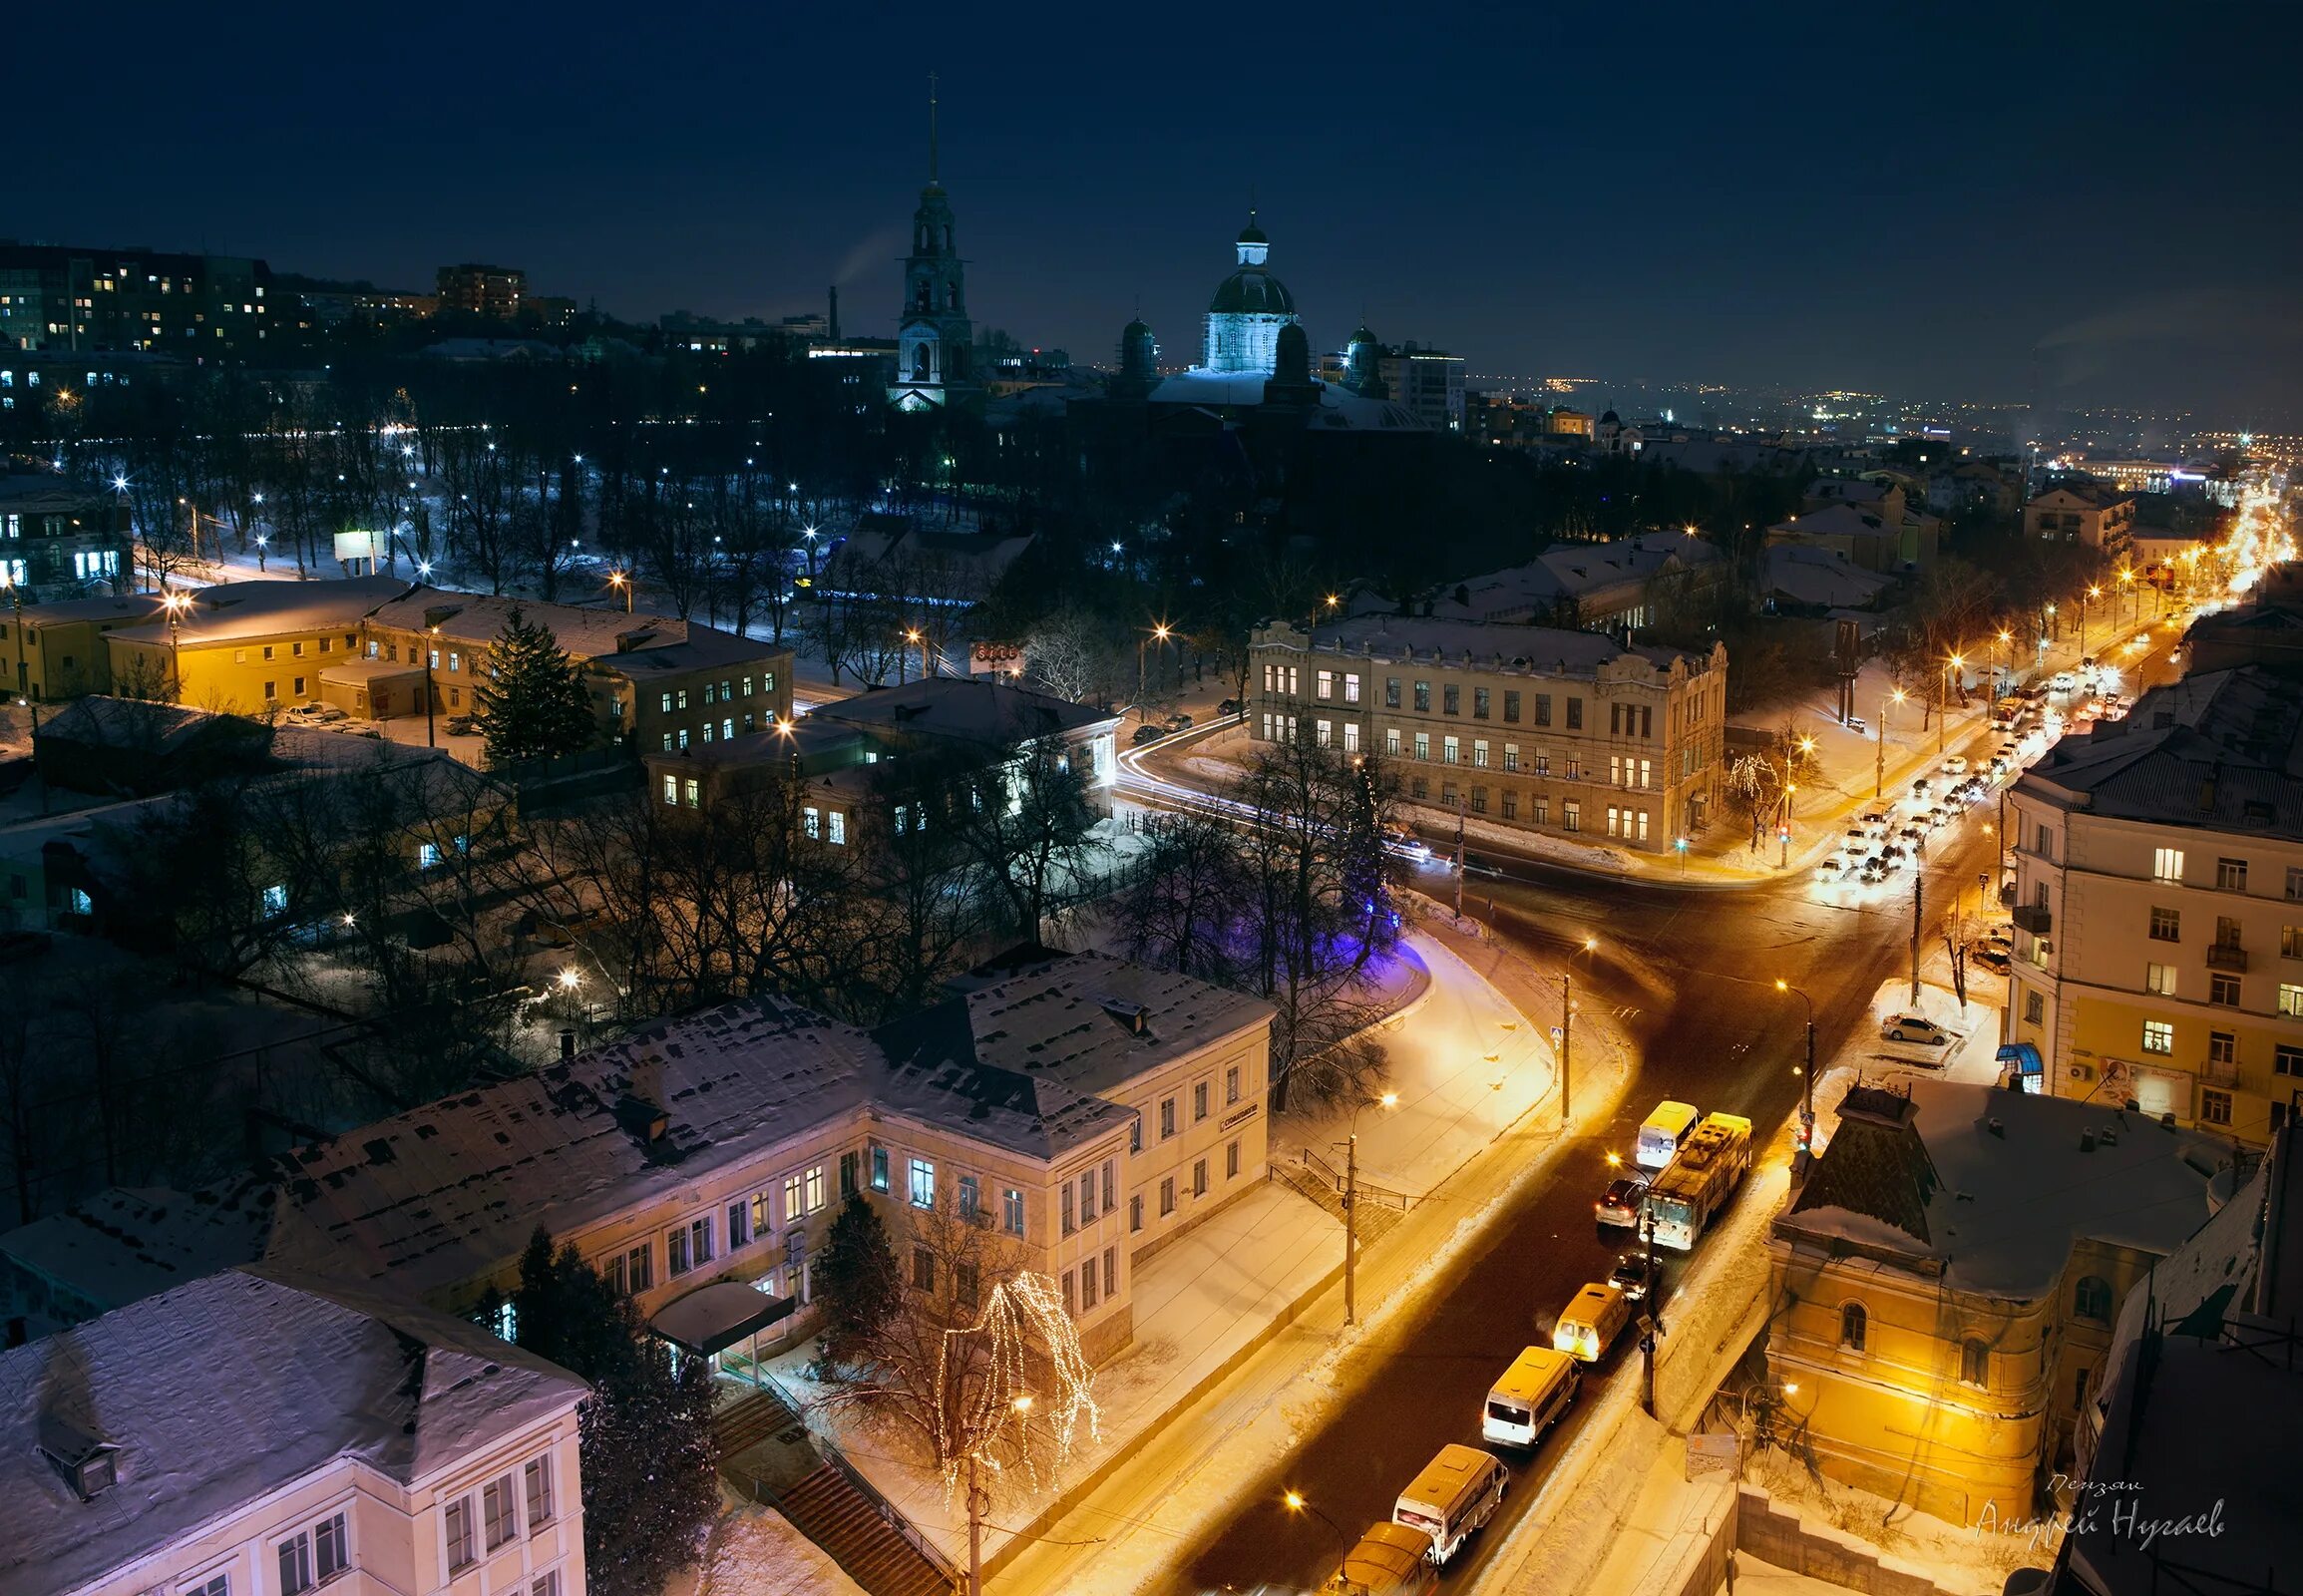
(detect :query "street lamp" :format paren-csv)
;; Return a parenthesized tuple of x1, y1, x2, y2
(1281, 1489, 1351, 1553)
(904, 626, 929, 683)
(1996, 629, 2013, 702)
(160, 591, 189, 702)
(606, 570, 631, 612)
(2080, 586, 2102, 656)
(1340, 1089, 1400, 1327)
(1940, 651, 1964, 754)
(1135, 622, 1172, 723)
(1877, 686, 1906, 798)
(1774, 980, 1816, 1170)
(424, 624, 441, 748)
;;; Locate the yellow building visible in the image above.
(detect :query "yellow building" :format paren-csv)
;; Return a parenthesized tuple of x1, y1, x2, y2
(3, 593, 154, 700)
(1768, 1080, 2222, 1525)
(102, 576, 408, 713)
(2004, 666, 2303, 1144)
(1248, 617, 1727, 850)
(2025, 485, 2138, 554)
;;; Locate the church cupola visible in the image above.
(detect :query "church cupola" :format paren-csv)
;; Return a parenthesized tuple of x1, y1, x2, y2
(1345, 323, 1387, 398)
(1201, 208, 1299, 376)
(891, 75, 977, 410)
(1114, 316, 1159, 399)
(1235, 211, 1271, 266)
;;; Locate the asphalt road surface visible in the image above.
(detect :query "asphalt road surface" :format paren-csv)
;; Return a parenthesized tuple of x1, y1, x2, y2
(1181, 630, 2183, 1593)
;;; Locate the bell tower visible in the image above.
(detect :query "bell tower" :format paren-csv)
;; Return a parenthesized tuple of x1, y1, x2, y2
(892, 74, 977, 409)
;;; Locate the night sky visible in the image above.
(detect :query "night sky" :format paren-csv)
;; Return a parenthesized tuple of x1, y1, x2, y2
(19, 2, 2303, 420)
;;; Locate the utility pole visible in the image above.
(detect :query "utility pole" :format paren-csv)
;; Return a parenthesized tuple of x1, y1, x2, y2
(1910, 871, 1924, 1007)
(1560, 974, 1573, 1134)
(1343, 1131, 1359, 1327)
(1639, 1201, 1659, 1417)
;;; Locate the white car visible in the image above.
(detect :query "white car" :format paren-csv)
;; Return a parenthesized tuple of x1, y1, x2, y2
(1881, 1014, 1951, 1045)
(1942, 756, 1969, 775)
(2051, 671, 2078, 694)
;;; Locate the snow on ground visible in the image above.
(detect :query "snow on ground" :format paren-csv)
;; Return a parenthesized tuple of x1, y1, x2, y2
(1740, 1464, 2048, 1596)
(664, 1495, 866, 1596)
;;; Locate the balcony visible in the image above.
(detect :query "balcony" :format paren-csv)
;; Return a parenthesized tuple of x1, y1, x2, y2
(2200, 1055, 2240, 1088)
(2012, 903, 2053, 936)
(2207, 943, 2249, 973)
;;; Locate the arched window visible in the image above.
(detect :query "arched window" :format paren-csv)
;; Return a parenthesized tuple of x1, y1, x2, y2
(912, 347, 932, 382)
(2074, 1275, 2112, 1322)
(1840, 1302, 1867, 1352)
(1960, 1337, 1990, 1387)
(916, 284, 932, 313)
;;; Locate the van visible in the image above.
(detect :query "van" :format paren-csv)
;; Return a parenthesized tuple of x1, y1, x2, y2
(1321, 1522, 1439, 1596)
(1636, 1100, 1701, 1169)
(1392, 1444, 1507, 1565)
(1482, 1346, 1578, 1448)
(1552, 1281, 1633, 1363)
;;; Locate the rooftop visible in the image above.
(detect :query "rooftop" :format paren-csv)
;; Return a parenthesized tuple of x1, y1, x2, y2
(811, 677, 1118, 746)
(0, 1267, 584, 1596)
(1269, 615, 1716, 679)
(0, 474, 116, 513)
(104, 575, 407, 647)
(367, 587, 785, 671)
(0, 1182, 276, 1316)
(1778, 1079, 2226, 1297)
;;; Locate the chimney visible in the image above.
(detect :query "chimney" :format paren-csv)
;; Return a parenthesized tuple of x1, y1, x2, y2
(828, 284, 840, 342)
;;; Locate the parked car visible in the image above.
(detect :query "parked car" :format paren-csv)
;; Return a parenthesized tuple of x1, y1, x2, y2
(1595, 1173, 1650, 1229)
(1131, 723, 1167, 744)
(1858, 809, 1894, 829)
(1842, 715, 1869, 736)
(1607, 1253, 1653, 1303)
(2051, 671, 2078, 694)
(284, 702, 346, 726)
(1972, 945, 2012, 973)
(1910, 778, 1932, 799)
(1881, 1014, 1951, 1045)
(446, 713, 481, 736)
(1164, 712, 1195, 732)
(1818, 856, 1844, 876)
(1942, 755, 1969, 775)
(1217, 697, 1241, 716)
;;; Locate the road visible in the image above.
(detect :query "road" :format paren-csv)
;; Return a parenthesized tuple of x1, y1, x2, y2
(1128, 624, 2188, 1594)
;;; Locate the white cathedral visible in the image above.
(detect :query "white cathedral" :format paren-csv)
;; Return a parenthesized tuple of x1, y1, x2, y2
(1197, 212, 1297, 376)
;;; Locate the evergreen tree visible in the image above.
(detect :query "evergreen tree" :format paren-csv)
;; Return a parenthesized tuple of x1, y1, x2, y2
(513, 1228, 718, 1596)
(814, 1191, 903, 1370)
(473, 605, 597, 766)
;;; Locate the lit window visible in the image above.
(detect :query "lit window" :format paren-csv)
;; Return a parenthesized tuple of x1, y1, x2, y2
(2141, 1019, 2174, 1054)
(909, 1157, 936, 1208)
(2152, 847, 2184, 883)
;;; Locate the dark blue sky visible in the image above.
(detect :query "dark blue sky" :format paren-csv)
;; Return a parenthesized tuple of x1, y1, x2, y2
(19, 1, 2303, 420)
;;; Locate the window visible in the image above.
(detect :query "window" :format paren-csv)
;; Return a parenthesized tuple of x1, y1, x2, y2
(871, 1145, 890, 1191)
(689, 1216, 713, 1265)
(278, 1531, 314, 1595)
(2145, 964, 2176, 996)
(1473, 687, 1490, 720)
(666, 1224, 693, 1276)
(2284, 926, 2303, 960)
(2153, 847, 2185, 883)
(2209, 1030, 2237, 1066)
(624, 1242, 651, 1293)
(2149, 906, 2180, 942)
(1535, 693, 1552, 726)
(1344, 673, 1361, 704)
(263, 680, 276, 700)
(2288, 866, 2303, 902)
(2073, 1275, 2113, 1322)
(1562, 800, 1581, 833)
(1413, 732, 1430, 762)
(2218, 857, 2249, 892)
(1413, 680, 1430, 711)
(1960, 1338, 1989, 1387)
(1473, 738, 1489, 768)
(956, 1261, 980, 1310)
(1081, 1258, 1100, 1310)
(1102, 1159, 1115, 1211)
(913, 1246, 936, 1292)
(1839, 1302, 1867, 1352)
(1343, 722, 1360, 754)
(1504, 689, 1521, 723)
(1193, 1158, 1208, 1197)
(446, 1497, 478, 1571)
(959, 1174, 980, 1221)
(2282, 984, 2303, 1016)
(728, 1199, 751, 1250)
(1061, 1183, 1075, 1236)
(1566, 698, 1583, 730)
(1227, 1139, 1240, 1179)
(2279, 1044, 2303, 1077)
(1226, 1064, 1241, 1104)
(840, 1151, 860, 1198)
(2142, 1019, 2174, 1054)
(184, 1578, 227, 1596)
(1443, 735, 1459, 765)
(1130, 1194, 1143, 1232)
(1160, 1098, 1177, 1138)
(315, 1512, 349, 1580)
(1129, 1118, 1142, 1154)
(1503, 793, 1518, 820)
(1194, 1081, 1209, 1121)
(1384, 677, 1401, 708)
(1384, 728, 1401, 756)
(2210, 974, 2241, 1006)
(533, 1575, 561, 1596)
(1159, 1177, 1176, 1217)
(909, 1157, 936, 1208)
(484, 1473, 518, 1549)
(661, 773, 678, 806)
(1315, 718, 1332, 747)
(1317, 668, 1334, 699)
(2201, 1088, 2233, 1125)
(1104, 1247, 1117, 1300)
(1062, 1270, 1076, 1317)
(1003, 1187, 1024, 1237)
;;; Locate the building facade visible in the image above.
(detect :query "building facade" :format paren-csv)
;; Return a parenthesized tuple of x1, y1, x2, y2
(0, 474, 131, 603)
(2002, 667, 2303, 1145)
(1767, 1081, 2220, 1525)
(2025, 485, 2137, 553)
(0, 1268, 587, 1596)
(1376, 343, 1465, 433)
(435, 263, 527, 320)
(1248, 617, 1728, 850)
(890, 93, 975, 410)
(0, 243, 275, 355)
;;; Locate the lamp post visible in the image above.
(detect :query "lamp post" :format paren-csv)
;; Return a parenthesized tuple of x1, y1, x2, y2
(1774, 979, 1816, 1171)
(424, 624, 440, 747)
(1940, 651, 1964, 754)
(2118, 566, 2136, 629)
(1780, 782, 1795, 868)
(607, 570, 632, 613)
(904, 626, 929, 683)
(1877, 687, 1905, 798)
(1996, 629, 2013, 702)
(1548, 936, 1597, 1135)
(161, 591, 189, 702)
(2080, 586, 2101, 657)
(1281, 1490, 1352, 1558)
(1135, 621, 1172, 724)
(1339, 1089, 1399, 1327)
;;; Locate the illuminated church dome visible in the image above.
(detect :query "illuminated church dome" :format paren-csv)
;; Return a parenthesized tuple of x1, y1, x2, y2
(1201, 210, 1299, 375)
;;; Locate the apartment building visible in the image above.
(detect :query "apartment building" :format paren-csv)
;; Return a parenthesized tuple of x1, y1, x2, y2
(363, 588, 792, 752)
(1768, 1080, 2219, 1525)
(0, 473, 131, 602)
(104, 577, 408, 711)
(258, 951, 1270, 1366)
(2025, 484, 2138, 553)
(1248, 617, 1728, 850)
(0, 1268, 586, 1596)
(2003, 666, 2303, 1144)
(1413, 533, 1727, 634)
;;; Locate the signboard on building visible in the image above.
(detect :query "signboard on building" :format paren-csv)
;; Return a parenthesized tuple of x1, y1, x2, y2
(970, 641, 1021, 677)
(332, 529, 378, 564)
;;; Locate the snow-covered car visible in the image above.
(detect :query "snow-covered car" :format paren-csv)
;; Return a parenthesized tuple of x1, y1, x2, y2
(1882, 1014, 1951, 1045)
(2051, 671, 2078, 694)
(1818, 856, 1845, 876)
(1164, 712, 1195, 732)
(1942, 756, 1969, 775)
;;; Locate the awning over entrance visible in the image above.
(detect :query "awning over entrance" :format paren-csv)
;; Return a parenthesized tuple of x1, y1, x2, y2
(650, 1280, 796, 1358)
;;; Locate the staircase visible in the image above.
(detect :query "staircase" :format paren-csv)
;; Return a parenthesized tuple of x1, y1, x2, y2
(772, 1463, 955, 1596)
(1272, 1148, 1408, 1245)
(716, 1383, 957, 1596)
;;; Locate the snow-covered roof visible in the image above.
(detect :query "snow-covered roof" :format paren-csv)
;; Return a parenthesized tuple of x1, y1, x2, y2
(0, 1181, 276, 1319)
(1778, 1079, 2225, 1298)
(367, 587, 785, 673)
(265, 994, 881, 1301)
(810, 677, 1118, 747)
(1145, 372, 1426, 431)
(1276, 614, 1717, 681)
(1761, 546, 1898, 608)
(0, 1267, 584, 1596)
(105, 576, 407, 647)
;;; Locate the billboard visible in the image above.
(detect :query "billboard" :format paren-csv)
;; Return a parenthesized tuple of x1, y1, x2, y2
(332, 529, 377, 564)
